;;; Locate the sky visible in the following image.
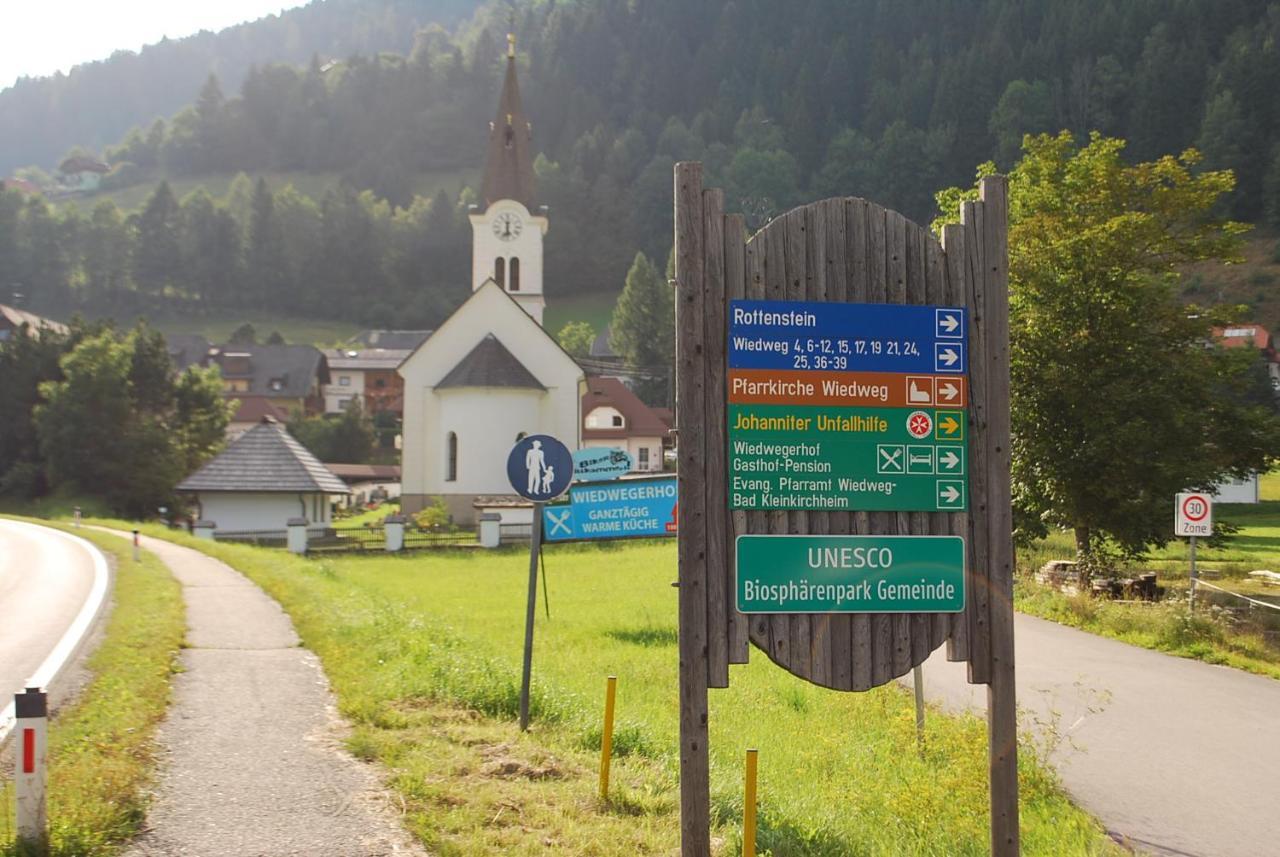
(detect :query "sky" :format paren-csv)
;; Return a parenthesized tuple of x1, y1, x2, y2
(3, 1, 308, 90)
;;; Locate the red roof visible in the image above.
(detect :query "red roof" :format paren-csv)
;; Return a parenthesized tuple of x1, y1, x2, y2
(582, 376, 670, 440)
(229, 396, 291, 424)
(1214, 324, 1274, 353)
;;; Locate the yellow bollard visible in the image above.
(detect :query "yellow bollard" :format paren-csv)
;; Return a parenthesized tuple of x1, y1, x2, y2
(599, 675, 617, 800)
(743, 748, 758, 856)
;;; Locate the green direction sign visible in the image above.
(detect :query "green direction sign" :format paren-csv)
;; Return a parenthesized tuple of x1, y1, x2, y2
(729, 404, 967, 511)
(736, 534, 965, 613)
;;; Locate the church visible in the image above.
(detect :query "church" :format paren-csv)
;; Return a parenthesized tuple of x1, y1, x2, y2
(398, 36, 584, 524)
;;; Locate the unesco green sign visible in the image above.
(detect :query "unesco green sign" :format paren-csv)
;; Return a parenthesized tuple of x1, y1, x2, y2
(736, 534, 965, 613)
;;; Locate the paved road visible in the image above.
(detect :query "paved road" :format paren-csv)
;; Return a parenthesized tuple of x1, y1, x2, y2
(104, 531, 425, 857)
(916, 613, 1280, 857)
(0, 519, 103, 711)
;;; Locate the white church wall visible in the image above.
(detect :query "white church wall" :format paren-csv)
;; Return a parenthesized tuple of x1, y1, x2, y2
(436, 387, 543, 495)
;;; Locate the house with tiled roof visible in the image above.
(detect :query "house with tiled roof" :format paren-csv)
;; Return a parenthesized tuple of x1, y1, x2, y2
(177, 417, 349, 536)
(582, 376, 672, 473)
(397, 36, 583, 525)
(0, 304, 68, 341)
(208, 344, 329, 415)
(1214, 324, 1280, 386)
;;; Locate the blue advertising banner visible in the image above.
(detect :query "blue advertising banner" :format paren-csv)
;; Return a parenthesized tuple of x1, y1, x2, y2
(543, 477, 678, 542)
(729, 299, 966, 374)
(572, 447, 634, 482)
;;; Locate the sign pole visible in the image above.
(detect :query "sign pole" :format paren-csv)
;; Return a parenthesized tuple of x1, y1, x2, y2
(519, 503, 544, 732)
(912, 665, 926, 754)
(1189, 535, 1198, 614)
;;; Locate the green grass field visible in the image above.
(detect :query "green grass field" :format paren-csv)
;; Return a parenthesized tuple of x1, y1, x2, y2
(1, 520, 184, 857)
(544, 291, 621, 341)
(99, 524, 1119, 856)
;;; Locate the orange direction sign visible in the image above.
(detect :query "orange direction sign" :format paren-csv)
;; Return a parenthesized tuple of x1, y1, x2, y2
(729, 369, 967, 408)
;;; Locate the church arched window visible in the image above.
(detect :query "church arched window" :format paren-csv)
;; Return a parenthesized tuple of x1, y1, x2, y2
(509, 257, 520, 291)
(446, 432, 458, 482)
(494, 257, 505, 288)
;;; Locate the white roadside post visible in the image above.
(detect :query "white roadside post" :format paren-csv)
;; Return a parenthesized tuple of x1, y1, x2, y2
(287, 518, 309, 554)
(384, 515, 405, 552)
(72, 505, 81, 528)
(1175, 493, 1213, 612)
(15, 687, 48, 847)
(132, 529, 141, 562)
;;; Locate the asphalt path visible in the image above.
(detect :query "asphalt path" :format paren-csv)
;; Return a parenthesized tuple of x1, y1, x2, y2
(915, 613, 1280, 857)
(0, 519, 104, 729)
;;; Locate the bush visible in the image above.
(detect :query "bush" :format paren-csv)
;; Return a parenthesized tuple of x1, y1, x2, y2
(413, 496, 452, 530)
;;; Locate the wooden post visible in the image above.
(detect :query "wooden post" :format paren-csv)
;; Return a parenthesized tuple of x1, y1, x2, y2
(675, 161, 711, 856)
(978, 175, 1019, 856)
(519, 503, 544, 732)
(743, 748, 759, 856)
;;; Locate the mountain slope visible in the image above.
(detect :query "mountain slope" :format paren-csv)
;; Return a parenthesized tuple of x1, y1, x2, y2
(0, 0, 481, 174)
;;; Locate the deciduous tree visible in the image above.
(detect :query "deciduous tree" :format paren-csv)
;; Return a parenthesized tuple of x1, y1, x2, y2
(937, 132, 1279, 561)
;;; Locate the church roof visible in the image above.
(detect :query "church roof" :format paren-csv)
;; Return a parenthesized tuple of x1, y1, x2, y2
(437, 333, 545, 390)
(177, 418, 349, 494)
(480, 38, 536, 209)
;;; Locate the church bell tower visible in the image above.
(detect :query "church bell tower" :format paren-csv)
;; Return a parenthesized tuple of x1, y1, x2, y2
(470, 34, 548, 325)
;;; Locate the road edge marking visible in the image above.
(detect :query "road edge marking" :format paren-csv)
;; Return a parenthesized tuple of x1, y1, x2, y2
(0, 520, 111, 745)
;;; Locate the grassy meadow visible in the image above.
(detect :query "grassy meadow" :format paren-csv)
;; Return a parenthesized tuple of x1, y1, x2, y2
(99, 523, 1119, 856)
(1, 521, 184, 857)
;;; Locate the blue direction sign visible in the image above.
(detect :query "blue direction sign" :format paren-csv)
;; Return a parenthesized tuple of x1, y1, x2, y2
(507, 435, 574, 501)
(572, 447, 634, 482)
(730, 299, 966, 374)
(543, 477, 678, 542)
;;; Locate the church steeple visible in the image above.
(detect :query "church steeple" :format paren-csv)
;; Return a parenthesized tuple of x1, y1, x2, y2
(481, 35, 536, 209)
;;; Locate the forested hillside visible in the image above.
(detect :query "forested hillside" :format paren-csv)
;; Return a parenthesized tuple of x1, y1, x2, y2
(0, 0, 481, 175)
(4, 0, 1280, 330)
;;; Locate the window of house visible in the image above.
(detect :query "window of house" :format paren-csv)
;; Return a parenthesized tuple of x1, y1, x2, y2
(446, 432, 458, 482)
(494, 257, 505, 288)
(375, 378, 386, 388)
(638, 447, 649, 469)
(269, 379, 283, 391)
(612, 415, 624, 427)
(338, 376, 350, 386)
(509, 257, 520, 291)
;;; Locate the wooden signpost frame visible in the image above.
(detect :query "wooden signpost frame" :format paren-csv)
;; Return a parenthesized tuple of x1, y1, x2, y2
(674, 162, 1018, 855)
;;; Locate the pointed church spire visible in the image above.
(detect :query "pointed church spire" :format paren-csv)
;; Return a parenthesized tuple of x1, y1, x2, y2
(481, 34, 535, 209)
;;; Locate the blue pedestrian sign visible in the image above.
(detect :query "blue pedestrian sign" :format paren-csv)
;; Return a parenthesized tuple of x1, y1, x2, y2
(507, 435, 574, 501)
(543, 477, 678, 542)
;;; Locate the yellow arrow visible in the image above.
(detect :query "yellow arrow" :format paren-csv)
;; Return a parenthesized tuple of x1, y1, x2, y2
(939, 416, 960, 435)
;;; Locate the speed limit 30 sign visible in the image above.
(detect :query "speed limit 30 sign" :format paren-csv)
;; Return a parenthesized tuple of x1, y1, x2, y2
(1175, 492, 1213, 537)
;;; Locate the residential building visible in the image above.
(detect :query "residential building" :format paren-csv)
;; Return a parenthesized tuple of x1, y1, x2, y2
(323, 347, 410, 415)
(1214, 324, 1280, 386)
(581, 376, 671, 473)
(208, 344, 329, 415)
(0, 304, 68, 341)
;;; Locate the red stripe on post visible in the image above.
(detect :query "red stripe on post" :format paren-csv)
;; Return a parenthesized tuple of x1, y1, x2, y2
(22, 727, 35, 774)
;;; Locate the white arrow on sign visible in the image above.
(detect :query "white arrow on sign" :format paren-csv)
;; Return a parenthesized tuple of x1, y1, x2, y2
(940, 314, 960, 332)
(938, 382, 959, 401)
(940, 485, 961, 503)
(939, 347, 959, 366)
(939, 450, 960, 470)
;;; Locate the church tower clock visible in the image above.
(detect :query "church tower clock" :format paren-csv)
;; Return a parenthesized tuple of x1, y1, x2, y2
(470, 34, 549, 325)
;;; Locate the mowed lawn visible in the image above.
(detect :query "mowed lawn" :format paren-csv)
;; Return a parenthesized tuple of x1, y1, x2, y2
(125, 528, 1119, 856)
